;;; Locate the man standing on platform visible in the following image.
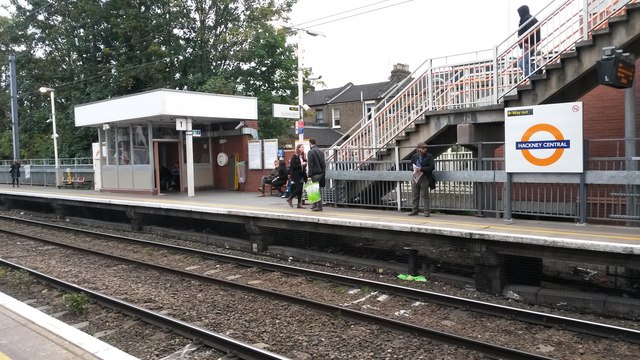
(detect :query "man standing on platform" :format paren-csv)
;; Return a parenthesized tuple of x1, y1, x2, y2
(307, 138, 326, 212)
(409, 142, 434, 217)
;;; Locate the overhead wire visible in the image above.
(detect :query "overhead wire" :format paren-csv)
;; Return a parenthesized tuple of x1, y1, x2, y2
(293, 0, 414, 29)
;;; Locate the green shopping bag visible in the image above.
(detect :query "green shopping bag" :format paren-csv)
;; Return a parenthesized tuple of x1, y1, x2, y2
(305, 182, 321, 203)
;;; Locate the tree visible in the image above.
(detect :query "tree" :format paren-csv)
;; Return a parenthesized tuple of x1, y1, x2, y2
(0, 0, 301, 160)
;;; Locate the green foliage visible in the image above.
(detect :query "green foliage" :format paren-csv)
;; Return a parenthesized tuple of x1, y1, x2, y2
(0, 0, 302, 159)
(62, 292, 89, 316)
(7, 269, 31, 289)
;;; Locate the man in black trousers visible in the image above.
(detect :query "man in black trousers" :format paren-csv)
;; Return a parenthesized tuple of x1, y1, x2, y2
(307, 138, 326, 212)
(409, 142, 434, 217)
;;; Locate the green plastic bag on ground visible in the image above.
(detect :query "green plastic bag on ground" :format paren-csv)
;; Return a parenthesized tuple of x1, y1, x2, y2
(397, 274, 427, 282)
(305, 182, 321, 203)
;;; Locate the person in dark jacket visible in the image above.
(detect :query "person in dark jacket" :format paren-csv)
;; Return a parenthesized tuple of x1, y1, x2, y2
(306, 138, 326, 212)
(408, 143, 435, 217)
(517, 5, 541, 77)
(9, 160, 21, 187)
(259, 160, 287, 196)
(287, 144, 307, 208)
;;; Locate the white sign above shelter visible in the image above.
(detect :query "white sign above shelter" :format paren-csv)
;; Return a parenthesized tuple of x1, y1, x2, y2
(273, 104, 300, 119)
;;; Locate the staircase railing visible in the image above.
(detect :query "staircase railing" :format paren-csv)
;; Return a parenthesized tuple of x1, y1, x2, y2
(325, 0, 637, 165)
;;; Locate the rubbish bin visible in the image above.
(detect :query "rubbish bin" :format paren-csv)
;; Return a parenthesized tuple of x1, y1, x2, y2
(236, 161, 246, 188)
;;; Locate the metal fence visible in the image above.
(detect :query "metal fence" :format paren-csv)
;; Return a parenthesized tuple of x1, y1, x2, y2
(324, 140, 640, 225)
(2, 144, 639, 226)
(0, 158, 94, 187)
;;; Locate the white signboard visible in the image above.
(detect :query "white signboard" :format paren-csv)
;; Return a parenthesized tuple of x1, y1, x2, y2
(176, 118, 187, 131)
(248, 140, 262, 170)
(273, 104, 300, 119)
(505, 102, 583, 173)
(263, 139, 279, 168)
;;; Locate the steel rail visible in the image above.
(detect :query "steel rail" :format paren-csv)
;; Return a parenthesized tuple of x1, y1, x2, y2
(0, 259, 290, 360)
(3, 215, 638, 345)
(0, 225, 552, 360)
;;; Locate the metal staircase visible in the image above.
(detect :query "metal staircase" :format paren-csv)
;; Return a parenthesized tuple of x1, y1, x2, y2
(326, 0, 640, 165)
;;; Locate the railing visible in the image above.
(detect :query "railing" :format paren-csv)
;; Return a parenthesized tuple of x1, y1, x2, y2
(325, 0, 637, 165)
(324, 140, 640, 225)
(0, 158, 94, 188)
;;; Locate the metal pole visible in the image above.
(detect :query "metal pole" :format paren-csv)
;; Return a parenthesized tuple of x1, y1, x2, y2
(625, 82, 637, 221)
(186, 118, 195, 197)
(50, 91, 60, 188)
(9, 55, 20, 161)
(297, 31, 304, 143)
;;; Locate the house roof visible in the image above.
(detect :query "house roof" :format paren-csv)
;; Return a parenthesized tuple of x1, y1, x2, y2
(300, 126, 344, 147)
(304, 81, 398, 106)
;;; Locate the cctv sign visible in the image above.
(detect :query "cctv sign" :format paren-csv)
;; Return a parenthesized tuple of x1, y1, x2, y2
(505, 102, 583, 173)
(273, 104, 300, 119)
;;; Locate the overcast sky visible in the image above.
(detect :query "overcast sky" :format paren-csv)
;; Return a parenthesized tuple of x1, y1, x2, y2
(289, 0, 552, 89)
(1, 0, 553, 89)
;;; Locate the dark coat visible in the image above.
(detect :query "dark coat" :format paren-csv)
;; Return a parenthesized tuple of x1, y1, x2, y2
(288, 154, 305, 183)
(307, 146, 326, 177)
(517, 5, 541, 49)
(410, 152, 434, 177)
(9, 162, 20, 179)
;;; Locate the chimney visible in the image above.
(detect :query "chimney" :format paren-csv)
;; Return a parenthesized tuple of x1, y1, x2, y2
(389, 63, 410, 83)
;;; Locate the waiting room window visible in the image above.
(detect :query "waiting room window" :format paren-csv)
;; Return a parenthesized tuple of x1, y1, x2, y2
(332, 108, 341, 128)
(315, 109, 324, 125)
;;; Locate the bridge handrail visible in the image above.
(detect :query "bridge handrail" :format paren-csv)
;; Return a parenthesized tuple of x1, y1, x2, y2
(325, 0, 637, 166)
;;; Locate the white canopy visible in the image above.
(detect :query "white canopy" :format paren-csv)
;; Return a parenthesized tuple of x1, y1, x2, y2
(74, 89, 258, 127)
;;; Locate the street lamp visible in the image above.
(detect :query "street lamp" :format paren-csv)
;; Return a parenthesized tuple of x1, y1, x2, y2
(272, 22, 324, 142)
(39, 86, 60, 188)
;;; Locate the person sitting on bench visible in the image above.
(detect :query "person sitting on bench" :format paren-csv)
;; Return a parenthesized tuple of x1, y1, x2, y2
(259, 160, 287, 196)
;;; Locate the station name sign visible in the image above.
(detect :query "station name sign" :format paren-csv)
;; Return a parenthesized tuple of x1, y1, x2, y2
(272, 104, 300, 119)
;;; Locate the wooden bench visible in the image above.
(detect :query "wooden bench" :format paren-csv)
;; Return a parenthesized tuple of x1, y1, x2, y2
(59, 177, 92, 189)
(269, 184, 283, 196)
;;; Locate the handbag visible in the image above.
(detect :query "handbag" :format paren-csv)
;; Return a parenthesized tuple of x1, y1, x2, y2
(428, 175, 436, 190)
(305, 182, 321, 203)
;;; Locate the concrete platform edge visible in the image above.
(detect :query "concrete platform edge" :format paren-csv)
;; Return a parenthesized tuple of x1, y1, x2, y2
(0, 292, 138, 360)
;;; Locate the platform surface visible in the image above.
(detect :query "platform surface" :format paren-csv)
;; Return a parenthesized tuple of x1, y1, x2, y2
(0, 292, 137, 360)
(1, 185, 638, 254)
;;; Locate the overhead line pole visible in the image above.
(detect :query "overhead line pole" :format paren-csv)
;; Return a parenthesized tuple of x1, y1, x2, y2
(9, 55, 20, 160)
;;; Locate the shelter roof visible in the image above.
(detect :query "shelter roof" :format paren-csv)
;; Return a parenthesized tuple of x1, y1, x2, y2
(74, 89, 258, 127)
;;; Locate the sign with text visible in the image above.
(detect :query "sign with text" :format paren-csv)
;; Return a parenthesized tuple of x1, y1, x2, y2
(505, 102, 583, 173)
(273, 104, 300, 119)
(248, 140, 262, 170)
(263, 139, 279, 168)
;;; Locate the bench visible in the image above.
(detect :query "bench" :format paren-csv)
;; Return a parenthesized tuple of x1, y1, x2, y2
(269, 184, 283, 196)
(59, 177, 92, 189)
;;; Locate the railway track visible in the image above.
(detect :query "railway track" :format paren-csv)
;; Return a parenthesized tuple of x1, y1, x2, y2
(1, 215, 639, 359)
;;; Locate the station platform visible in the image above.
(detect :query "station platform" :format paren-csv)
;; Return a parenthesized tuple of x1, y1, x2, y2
(0, 291, 137, 360)
(0, 185, 638, 255)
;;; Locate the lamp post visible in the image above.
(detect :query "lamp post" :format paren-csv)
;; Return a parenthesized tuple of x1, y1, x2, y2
(39, 86, 60, 188)
(272, 22, 324, 142)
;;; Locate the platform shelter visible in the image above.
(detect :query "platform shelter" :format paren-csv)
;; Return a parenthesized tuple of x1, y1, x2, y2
(74, 89, 258, 196)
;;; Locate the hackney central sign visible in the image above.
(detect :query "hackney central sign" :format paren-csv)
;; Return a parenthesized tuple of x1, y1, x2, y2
(505, 102, 583, 173)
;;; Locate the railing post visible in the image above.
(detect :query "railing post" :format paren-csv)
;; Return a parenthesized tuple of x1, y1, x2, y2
(504, 172, 512, 221)
(475, 142, 484, 217)
(332, 148, 338, 207)
(427, 59, 433, 111)
(582, 0, 589, 41)
(395, 146, 402, 212)
(492, 46, 499, 104)
(578, 139, 588, 225)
